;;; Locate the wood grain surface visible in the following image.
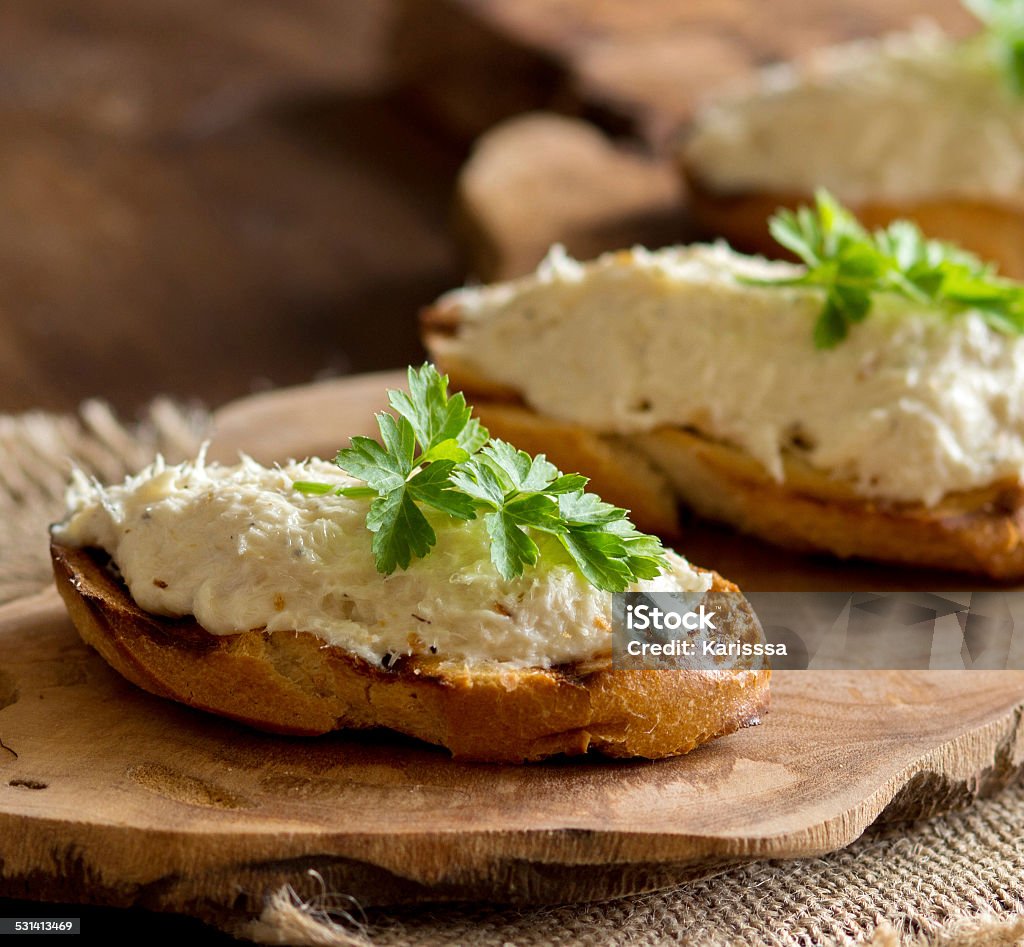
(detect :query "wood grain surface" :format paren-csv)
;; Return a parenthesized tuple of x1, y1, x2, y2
(0, 0, 456, 416)
(393, 0, 975, 148)
(2, 374, 1023, 920)
(0, 0, 981, 419)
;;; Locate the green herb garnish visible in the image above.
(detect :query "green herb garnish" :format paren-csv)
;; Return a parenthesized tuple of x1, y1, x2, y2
(749, 189, 1024, 348)
(965, 0, 1024, 95)
(294, 364, 667, 592)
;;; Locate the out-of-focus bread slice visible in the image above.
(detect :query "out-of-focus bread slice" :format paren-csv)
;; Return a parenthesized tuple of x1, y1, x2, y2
(472, 398, 1024, 579)
(682, 168, 1024, 280)
(632, 425, 1024, 578)
(51, 542, 769, 763)
(423, 298, 1024, 578)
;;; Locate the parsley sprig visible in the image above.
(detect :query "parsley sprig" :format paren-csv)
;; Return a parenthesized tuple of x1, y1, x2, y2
(294, 364, 667, 592)
(965, 0, 1024, 95)
(749, 189, 1024, 347)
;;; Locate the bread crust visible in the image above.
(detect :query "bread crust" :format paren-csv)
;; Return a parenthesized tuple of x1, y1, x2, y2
(632, 426, 1024, 578)
(422, 307, 1024, 578)
(51, 542, 770, 763)
(681, 166, 1024, 280)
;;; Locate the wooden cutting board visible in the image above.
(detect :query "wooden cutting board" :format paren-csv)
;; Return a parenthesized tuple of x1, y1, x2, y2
(1, 372, 1023, 919)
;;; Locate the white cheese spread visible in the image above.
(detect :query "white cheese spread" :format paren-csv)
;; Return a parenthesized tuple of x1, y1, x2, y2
(439, 243, 1024, 506)
(53, 453, 710, 667)
(683, 25, 1024, 205)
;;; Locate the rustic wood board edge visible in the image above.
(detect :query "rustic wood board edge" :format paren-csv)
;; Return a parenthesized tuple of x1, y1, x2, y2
(1, 609, 1022, 914)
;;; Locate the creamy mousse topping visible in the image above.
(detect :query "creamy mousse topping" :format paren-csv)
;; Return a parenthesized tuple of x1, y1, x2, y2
(53, 453, 710, 667)
(437, 244, 1024, 506)
(683, 25, 1024, 205)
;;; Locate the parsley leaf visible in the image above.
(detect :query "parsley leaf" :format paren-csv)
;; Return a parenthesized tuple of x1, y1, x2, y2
(485, 511, 541, 579)
(366, 486, 434, 574)
(388, 364, 487, 456)
(449, 455, 508, 509)
(405, 461, 476, 520)
(293, 363, 669, 591)
(334, 427, 411, 492)
(750, 189, 1024, 347)
(560, 529, 635, 593)
(556, 492, 661, 592)
(965, 0, 1024, 95)
(479, 439, 560, 492)
(557, 490, 628, 527)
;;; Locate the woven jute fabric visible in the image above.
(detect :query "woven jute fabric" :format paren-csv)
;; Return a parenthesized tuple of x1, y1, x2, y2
(4, 402, 1023, 947)
(235, 784, 1024, 947)
(0, 399, 208, 606)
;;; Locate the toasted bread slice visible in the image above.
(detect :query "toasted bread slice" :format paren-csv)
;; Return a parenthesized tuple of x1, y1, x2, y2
(51, 542, 769, 763)
(422, 309, 1024, 579)
(682, 169, 1024, 281)
(633, 426, 1024, 578)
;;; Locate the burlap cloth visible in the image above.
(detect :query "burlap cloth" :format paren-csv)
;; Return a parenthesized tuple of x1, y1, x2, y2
(3, 401, 1023, 947)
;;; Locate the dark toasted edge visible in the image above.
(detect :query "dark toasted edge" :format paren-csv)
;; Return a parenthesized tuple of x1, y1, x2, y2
(51, 542, 770, 763)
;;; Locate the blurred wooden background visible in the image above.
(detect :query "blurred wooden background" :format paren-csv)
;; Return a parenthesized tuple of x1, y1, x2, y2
(0, 0, 969, 415)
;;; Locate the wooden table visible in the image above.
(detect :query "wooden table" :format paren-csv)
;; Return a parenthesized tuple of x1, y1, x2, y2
(0, 0, 970, 416)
